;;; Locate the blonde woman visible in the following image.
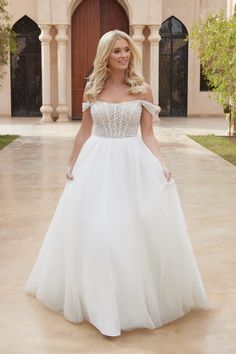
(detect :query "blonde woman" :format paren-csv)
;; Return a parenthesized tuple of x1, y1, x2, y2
(25, 30, 209, 337)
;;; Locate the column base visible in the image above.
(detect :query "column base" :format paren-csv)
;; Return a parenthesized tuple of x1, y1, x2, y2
(40, 105, 53, 122)
(56, 105, 70, 122)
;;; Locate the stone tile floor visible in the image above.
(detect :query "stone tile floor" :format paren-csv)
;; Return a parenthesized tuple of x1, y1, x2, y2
(0, 116, 236, 354)
(0, 116, 229, 137)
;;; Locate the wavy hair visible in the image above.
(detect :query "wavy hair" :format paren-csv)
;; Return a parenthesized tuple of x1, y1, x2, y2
(85, 30, 146, 102)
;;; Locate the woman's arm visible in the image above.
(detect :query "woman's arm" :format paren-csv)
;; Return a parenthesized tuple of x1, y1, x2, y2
(140, 84, 172, 182)
(66, 93, 93, 180)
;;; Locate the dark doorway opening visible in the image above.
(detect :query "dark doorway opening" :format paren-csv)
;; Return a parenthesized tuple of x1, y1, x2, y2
(11, 15, 42, 117)
(159, 16, 188, 117)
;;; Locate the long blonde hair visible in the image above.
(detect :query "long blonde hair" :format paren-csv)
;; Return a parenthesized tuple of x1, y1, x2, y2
(85, 30, 146, 102)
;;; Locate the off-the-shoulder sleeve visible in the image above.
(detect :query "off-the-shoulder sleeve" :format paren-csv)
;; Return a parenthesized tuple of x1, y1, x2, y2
(141, 100, 161, 120)
(82, 102, 91, 112)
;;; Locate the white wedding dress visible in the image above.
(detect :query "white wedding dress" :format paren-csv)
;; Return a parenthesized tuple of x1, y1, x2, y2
(25, 99, 209, 336)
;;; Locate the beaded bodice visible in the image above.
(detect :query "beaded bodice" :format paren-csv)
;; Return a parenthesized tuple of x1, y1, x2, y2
(82, 100, 159, 139)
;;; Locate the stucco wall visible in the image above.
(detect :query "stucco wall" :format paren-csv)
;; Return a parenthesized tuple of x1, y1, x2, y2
(162, 0, 227, 116)
(0, 0, 232, 117)
(0, 0, 38, 116)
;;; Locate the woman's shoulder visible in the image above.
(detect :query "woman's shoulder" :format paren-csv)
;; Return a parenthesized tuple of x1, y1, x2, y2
(139, 83, 154, 103)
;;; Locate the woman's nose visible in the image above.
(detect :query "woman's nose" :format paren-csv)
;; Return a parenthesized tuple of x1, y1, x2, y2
(120, 50, 127, 57)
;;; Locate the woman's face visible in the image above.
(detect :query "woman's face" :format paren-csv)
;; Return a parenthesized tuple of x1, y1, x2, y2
(107, 38, 131, 71)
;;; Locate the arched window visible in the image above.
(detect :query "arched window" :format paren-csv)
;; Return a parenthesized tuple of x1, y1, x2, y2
(11, 15, 42, 116)
(159, 16, 188, 117)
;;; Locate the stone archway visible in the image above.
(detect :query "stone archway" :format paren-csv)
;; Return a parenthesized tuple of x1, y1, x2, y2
(71, 0, 129, 119)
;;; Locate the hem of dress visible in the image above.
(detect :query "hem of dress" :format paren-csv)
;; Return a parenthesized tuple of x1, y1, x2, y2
(25, 290, 209, 337)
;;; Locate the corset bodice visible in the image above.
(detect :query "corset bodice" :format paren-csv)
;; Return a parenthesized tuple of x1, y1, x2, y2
(82, 100, 159, 138)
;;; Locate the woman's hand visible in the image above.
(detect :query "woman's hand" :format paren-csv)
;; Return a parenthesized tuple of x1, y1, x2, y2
(66, 166, 74, 180)
(161, 163, 173, 182)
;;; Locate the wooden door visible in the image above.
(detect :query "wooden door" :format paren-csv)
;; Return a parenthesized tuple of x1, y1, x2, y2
(71, 0, 129, 119)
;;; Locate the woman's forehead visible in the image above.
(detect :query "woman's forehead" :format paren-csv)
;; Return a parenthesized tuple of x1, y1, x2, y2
(112, 38, 129, 49)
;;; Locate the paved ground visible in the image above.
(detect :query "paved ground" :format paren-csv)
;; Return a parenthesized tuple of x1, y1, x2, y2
(0, 116, 236, 354)
(0, 116, 229, 137)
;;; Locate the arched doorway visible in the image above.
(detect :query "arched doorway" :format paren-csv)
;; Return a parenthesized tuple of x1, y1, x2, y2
(71, 0, 129, 119)
(11, 15, 42, 117)
(159, 16, 188, 117)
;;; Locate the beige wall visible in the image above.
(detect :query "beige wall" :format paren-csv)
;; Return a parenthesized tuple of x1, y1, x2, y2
(0, 0, 38, 116)
(162, 0, 227, 116)
(8, 0, 38, 23)
(0, 0, 231, 118)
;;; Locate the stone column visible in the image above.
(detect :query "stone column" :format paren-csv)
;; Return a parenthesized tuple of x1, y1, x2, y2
(131, 25, 145, 75)
(55, 25, 70, 122)
(39, 25, 53, 122)
(148, 25, 161, 109)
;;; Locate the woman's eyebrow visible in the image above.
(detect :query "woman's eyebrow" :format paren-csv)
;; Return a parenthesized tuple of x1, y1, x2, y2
(113, 46, 129, 50)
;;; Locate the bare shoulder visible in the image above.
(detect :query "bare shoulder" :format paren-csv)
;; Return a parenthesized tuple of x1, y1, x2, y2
(140, 83, 154, 103)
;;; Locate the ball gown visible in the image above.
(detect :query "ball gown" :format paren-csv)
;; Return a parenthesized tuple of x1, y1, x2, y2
(25, 99, 209, 336)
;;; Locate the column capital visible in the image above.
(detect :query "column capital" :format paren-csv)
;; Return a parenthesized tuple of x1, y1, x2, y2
(131, 25, 145, 44)
(39, 25, 52, 43)
(55, 25, 69, 44)
(148, 25, 161, 44)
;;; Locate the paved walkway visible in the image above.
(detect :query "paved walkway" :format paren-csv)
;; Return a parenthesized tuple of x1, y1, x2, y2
(0, 117, 236, 354)
(0, 116, 229, 137)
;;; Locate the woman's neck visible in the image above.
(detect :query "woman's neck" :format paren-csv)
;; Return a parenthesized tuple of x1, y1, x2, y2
(107, 69, 126, 86)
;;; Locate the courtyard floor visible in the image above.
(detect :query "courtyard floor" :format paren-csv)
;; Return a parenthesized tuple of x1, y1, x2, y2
(0, 116, 236, 354)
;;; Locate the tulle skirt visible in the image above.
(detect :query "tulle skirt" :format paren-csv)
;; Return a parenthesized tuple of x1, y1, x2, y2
(25, 135, 209, 336)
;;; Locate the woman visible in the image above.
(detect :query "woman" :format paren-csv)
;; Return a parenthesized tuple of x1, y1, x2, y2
(25, 30, 209, 337)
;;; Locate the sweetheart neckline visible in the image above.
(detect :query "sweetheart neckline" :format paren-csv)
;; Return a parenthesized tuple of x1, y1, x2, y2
(82, 99, 160, 117)
(95, 99, 142, 105)
(83, 100, 156, 106)
(93, 99, 159, 106)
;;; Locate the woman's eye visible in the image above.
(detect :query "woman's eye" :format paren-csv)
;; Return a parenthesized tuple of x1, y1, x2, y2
(113, 48, 130, 54)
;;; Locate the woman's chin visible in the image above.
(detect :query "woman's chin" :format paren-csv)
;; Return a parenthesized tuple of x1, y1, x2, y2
(115, 64, 129, 70)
